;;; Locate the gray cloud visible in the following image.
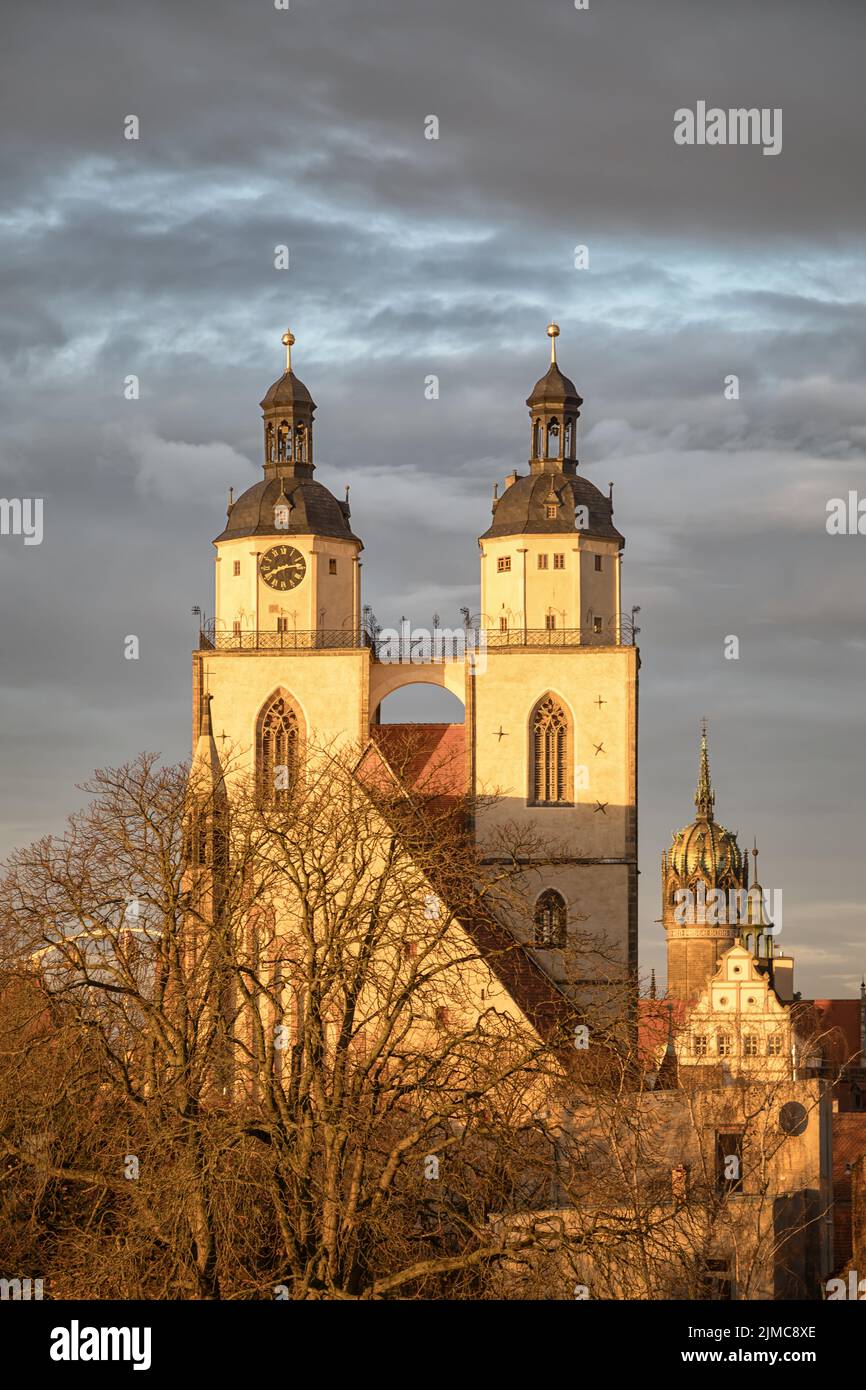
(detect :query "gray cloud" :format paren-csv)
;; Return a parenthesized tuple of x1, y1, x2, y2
(1, 0, 864, 996)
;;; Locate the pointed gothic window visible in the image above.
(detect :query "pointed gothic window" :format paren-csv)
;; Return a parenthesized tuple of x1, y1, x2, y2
(534, 889, 567, 948)
(256, 692, 301, 804)
(530, 694, 571, 804)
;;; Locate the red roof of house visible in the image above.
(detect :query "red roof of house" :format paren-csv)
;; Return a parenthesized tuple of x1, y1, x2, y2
(801, 999, 863, 1066)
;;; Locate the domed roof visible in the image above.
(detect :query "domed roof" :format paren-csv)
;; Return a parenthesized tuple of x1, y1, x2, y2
(527, 361, 583, 408)
(668, 818, 744, 883)
(260, 370, 315, 412)
(215, 476, 360, 543)
(666, 728, 745, 886)
(479, 471, 624, 543)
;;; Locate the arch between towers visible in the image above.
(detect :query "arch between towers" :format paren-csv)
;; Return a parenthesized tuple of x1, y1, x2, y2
(368, 660, 467, 712)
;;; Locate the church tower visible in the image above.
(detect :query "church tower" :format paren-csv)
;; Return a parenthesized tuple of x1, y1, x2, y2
(193, 330, 370, 790)
(471, 325, 638, 1003)
(662, 725, 748, 1003)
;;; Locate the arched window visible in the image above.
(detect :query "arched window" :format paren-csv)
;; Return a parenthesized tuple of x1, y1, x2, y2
(534, 889, 567, 948)
(256, 692, 301, 803)
(532, 419, 541, 458)
(564, 418, 574, 459)
(295, 423, 307, 463)
(530, 694, 571, 804)
(277, 420, 291, 462)
(545, 417, 560, 459)
(265, 422, 275, 462)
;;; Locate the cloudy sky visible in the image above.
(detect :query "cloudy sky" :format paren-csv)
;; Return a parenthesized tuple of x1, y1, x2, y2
(1, 0, 864, 996)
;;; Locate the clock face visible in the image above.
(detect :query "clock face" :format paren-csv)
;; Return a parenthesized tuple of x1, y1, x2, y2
(260, 544, 306, 591)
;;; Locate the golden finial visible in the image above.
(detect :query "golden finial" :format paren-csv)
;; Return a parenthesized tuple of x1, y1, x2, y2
(547, 322, 560, 365)
(281, 329, 295, 373)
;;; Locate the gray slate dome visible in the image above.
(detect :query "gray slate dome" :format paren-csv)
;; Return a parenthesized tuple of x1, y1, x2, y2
(215, 476, 360, 543)
(527, 362, 582, 408)
(259, 370, 315, 411)
(480, 472, 623, 543)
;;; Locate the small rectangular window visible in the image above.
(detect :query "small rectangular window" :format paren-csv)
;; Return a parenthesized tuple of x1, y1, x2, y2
(594, 554, 602, 572)
(744, 1035, 758, 1057)
(767, 1034, 783, 1056)
(553, 553, 565, 570)
(692, 1034, 708, 1058)
(276, 617, 289, 633)
(545, 503, 558, 519)
(233, 560, 241, 576)
(499, 617, 508, 633)
(329, 558, 337, 575)
(593, 616, 603, 634)
(537, 554, 548, 570)
(545, 614, 556, 631)
(497, 556, 511, 573)
(232, 621, 241, 637)
(717, 1034, 732, 1057)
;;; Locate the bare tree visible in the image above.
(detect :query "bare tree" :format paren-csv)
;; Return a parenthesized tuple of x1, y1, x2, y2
(0, 742, 618, 1299)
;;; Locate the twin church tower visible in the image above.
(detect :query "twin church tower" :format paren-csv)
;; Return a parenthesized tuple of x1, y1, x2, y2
(192, 325, 640, 999)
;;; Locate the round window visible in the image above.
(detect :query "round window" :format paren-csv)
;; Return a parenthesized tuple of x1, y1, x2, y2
(779, 1102, 808, 1137)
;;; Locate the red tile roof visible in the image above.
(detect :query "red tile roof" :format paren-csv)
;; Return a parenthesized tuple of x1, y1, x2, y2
(801, 999, 863, 1066)
(356, 726, 577, 1048)
(637, 996, 689, 1066)
(370, 723, 466, 803)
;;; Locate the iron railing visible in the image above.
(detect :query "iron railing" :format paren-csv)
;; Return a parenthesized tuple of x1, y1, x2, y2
(199, 624, 374, 652)
(199, 617, 636, 657)
(482, 621, 635, 650)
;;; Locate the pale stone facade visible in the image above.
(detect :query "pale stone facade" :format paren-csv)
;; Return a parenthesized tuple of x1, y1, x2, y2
(680, 944, 795, 1078)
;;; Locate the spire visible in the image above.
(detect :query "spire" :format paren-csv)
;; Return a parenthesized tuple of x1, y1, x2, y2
(201, 689, 213, 737)
(655, 1002, 679, 1089)
(191, 693, 225, 798)
(694, 717, 715, 821)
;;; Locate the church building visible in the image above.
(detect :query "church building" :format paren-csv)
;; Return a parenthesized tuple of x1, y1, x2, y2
(192, 325, 638, 1010)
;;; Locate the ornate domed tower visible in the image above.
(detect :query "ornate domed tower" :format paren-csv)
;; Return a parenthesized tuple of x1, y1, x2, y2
(471, 325, 638, 1007)
(192, 330, 370, 787)
(663, 723, 748, 1003)
(479, 324, 624, 641)
(212, 330, 363, 639)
